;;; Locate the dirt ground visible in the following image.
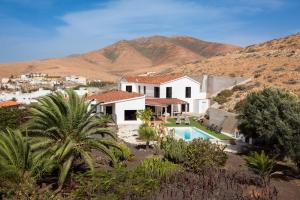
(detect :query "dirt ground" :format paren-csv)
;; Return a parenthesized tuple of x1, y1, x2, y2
(225, 153, 300, 200)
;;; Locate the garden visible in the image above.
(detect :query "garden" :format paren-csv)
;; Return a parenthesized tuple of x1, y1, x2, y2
(0, 88, 300, 199)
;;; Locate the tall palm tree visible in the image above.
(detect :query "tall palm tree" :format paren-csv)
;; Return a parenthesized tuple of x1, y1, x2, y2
(25, 90, 120, 187)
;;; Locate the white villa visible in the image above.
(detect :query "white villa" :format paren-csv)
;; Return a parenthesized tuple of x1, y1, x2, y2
(88, 74, 210, 125)
(87, 74, 250, 126)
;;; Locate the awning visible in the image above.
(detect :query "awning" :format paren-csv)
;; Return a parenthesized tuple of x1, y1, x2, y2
(145, 98, 187, 107)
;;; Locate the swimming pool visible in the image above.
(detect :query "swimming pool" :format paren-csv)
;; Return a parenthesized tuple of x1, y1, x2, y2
(171, 127, 214, 141)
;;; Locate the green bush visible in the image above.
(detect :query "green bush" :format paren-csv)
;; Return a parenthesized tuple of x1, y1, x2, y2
(237, 88, 300, 156)
(245, 151, 275, 183)
(138, 124, 157, 149)
(112, 142, 132, 162)
(135, 157, 180, 180)
(160, 136, 187, 163)
(72, 158, 179, 200)
(213, 89, 234, 104)
(184, 139, 227, 173)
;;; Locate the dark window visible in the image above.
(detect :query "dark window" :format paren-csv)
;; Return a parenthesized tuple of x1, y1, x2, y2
(144, 86, 146, 94)
(166, 87, 172, 98)
(126, 85, 132, 92)
(106, 106, 113, 115)
(124, 110, 137, 121)
(138, 85, 141, 93)
(185, 87, 191, 98)
(154, 87, 160, 98)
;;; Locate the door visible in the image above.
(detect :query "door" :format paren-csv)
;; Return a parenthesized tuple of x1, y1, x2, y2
(106, 106, 113, 115)
(167, 105, 172, 115)
(181, 104, 186, 112)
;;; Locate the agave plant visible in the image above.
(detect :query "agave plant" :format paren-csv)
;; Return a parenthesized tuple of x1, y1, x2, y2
(25, 90, 120, 187)
(245, 151, 275, 183)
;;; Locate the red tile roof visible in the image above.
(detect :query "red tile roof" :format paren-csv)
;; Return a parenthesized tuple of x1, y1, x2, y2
(87, 90, 144, 103)
(123, 74, 183, 84)
(145, 98, 186, 106)
(0, 100, 20, 108)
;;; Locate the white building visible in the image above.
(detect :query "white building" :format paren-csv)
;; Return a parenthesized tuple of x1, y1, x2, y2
(119, 74, 210, 116)
(87, 90, 145, 125)
(86, 74, 250, 125)
(65, 75, 87, 85)
(0, 88, 52, 104)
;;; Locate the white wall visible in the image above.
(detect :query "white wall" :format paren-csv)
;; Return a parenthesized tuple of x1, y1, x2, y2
(119, 76, 208, 114)
(119, 81, 158, 97)
(195, 99, 210, 114)
(114, 97, 145, 125)
(160, 77, 202, 113)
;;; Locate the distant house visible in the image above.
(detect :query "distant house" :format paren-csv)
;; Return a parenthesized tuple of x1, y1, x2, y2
(65, 75, 87, 85)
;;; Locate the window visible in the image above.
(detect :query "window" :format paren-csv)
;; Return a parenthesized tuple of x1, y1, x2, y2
(185, 87, 191, 98)
(144, 86, 146, 94)
(138, 85, 141, 93)
(124, 110, 137, 121)
(166, 87, 172, 98)
(154, 87, 160, 98)
(126, 85, 132, 92)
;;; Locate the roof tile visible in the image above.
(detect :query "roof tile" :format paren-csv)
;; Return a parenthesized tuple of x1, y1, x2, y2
(87, 90, 144, 103)
(123, 74, 183, 84)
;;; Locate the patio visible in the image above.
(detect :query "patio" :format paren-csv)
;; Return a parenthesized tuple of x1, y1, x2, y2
(145, 97, 189, 118)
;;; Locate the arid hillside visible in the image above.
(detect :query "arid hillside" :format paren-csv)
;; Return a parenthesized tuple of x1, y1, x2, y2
(0, 36, 239, 81)
(174, 33, 300, 95)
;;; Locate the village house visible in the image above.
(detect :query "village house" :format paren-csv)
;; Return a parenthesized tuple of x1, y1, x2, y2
(87, 74, 250, 126)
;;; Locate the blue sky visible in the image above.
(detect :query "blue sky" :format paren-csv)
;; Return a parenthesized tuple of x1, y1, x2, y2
(0, 0, 299, 63)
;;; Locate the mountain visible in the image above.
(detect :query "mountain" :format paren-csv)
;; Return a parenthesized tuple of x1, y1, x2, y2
(167, 33, 300, 111)
(174, 33, 300, 95)
(0, 36, 240, 81)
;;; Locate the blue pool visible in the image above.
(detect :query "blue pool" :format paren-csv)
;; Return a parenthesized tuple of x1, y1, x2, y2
(171, 127, 214, 141)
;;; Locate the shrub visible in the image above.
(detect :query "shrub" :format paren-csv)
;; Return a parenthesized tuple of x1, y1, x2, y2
(237, 88, 300, 156)
(72, 158, 179, 200)
(184, 139, 227, 173)
(150, 168, 277, 200)
(112, 142, 132, 162)
(213, 89, 234, 104)
(245, 151, 275, 184)
(135, 158, 180, 180)
(160, 136, 187, 163)
(0, 107, 28, 131)
(136, 108, 153, 125)
(138, 124, 157, 149)
(232, 84, 247, 92)
(283, 78, 298, 85)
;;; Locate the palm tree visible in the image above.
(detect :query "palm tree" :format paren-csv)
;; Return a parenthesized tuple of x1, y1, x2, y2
(245, 151, 275, 184)
(136, 107, 153, 125)
(138, 124, 157, 149)
(0, 129, 48, 183)
(25, 90, 120, 187)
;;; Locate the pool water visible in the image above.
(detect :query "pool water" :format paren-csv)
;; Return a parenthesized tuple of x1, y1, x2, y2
(172, 127, 213, 141)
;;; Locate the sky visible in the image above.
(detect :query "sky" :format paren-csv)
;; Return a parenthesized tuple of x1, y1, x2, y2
(0, 0, 299, 63)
